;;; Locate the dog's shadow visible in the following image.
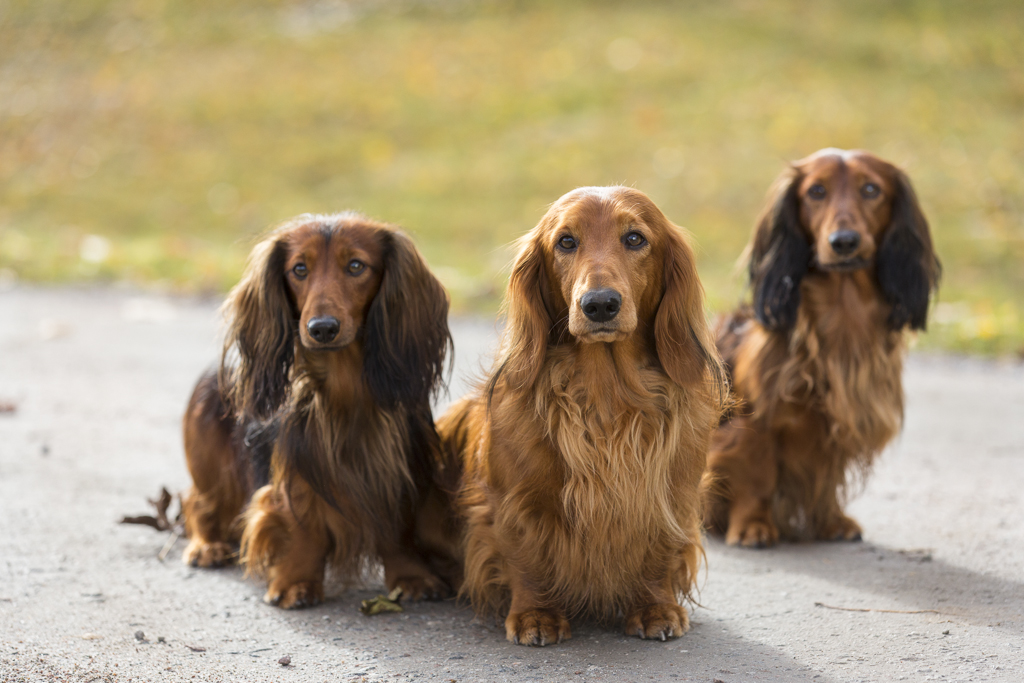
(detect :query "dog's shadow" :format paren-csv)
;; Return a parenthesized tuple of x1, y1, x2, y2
(230, 538, 1022, 681)
(274, 586, 840, 683)
(705, 536, 1024, 633)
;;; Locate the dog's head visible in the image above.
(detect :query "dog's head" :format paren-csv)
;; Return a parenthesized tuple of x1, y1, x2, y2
(223, 213, 451, 419)
(499, 186, 723, 392)
(748, 148, 941, 332)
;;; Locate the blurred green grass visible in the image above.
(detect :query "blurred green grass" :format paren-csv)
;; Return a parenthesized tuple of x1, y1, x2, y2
(1, 0, 1022, 354)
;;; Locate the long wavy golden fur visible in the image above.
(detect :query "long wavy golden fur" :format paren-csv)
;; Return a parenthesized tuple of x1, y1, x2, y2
(704, 149, 941, 547)
(438, 187, 726, 646)
(180, 213, 455, 608)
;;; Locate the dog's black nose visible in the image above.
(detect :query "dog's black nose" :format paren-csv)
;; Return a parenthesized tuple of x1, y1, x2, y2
(580, 289, 622, 323)
(307, 316, 340, 343)
(828, 230, 861, 256)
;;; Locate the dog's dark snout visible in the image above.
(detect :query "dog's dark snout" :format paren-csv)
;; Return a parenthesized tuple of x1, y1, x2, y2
(828, 229, 861, 256)
(307, 316, 341, 343)
(580, 289, 622, 323)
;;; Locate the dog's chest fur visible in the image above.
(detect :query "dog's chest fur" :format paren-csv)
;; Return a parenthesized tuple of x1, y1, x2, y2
(777, 271, 905, 455)
(522, 345, 708, 609)
(288, 352, 414, 526)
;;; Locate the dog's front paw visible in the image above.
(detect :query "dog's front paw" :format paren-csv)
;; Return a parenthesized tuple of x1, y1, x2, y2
(625, 603, 689, 641)
(390, 573, 451, 602)
(819, 514, 863, 542)
(725, 518, 779, 548)
(505, 609, 571, 646)
(182, 540, 234, 568)
(263, 580, 323, 609)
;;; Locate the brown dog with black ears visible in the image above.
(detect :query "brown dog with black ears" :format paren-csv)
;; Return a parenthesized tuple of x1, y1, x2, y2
(704, 149, 941, 548)
(180, 212, 455, 608)
(438, 187, 727, 646)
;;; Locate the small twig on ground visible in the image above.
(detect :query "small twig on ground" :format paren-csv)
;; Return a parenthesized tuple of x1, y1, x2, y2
(120, 487, 187, 559)
(119, 515, 164, 530)
(815, 601, 939, 614)
(120, 487, 176, 530)
(149, 487, 174, 529)
(120, 487, 183, 531)
(157, 527, 182, 562)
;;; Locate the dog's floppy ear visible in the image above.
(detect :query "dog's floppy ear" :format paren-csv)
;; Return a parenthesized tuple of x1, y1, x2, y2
(877, 169, 941, 331)
(493, 229, 554, 395)
(654, 222, 727, 398)
(363, 229, 452, 410)
(221, 233, 295, 421)
(749, 168, 810, 331)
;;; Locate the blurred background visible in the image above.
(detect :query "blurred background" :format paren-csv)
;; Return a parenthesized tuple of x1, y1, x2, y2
(1, 0, 1022, 354)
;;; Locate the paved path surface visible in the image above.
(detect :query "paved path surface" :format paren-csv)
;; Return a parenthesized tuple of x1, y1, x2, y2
(1, 287, 1022, 683)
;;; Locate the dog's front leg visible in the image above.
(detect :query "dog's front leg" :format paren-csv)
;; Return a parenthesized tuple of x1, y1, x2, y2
(380, 542, 450, 602)
(243, 483, 329, 610)
(708, 415, 780, 547)
(377, 492, 452, 601)
(504, 566, 571, 646)
(815, 489, 864, 542)
(625, 576, 690, 641)
(263, 524, 328, 609)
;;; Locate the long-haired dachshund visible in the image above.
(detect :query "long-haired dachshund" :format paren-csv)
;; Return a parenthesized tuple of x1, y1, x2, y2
(704, 149, 941, 547)
(438, 187, 727, 645)
(180, 212, 455, 608)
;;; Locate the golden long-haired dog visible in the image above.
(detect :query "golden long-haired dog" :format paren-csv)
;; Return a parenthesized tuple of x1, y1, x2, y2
(438, 187, 727, 646)
(704, 149, 941, 547)
(180, 212, 455, 608)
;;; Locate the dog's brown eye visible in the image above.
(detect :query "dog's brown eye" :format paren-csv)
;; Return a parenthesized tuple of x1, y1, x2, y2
(557, 235, 577, 251)
(292, 263, 308, 279)
(347, 259, 365, 275)
(861, 183, 881, 199)
(623, 231, 647, 249)
(808, 184, 827, 200)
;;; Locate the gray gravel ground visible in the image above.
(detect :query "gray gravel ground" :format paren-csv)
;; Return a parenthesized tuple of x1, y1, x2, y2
(1, 286, 1022, 683)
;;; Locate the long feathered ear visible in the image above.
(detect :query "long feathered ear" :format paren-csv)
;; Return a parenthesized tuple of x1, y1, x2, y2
(363, 230, 452, 411)
(220, 235, 295, 421)
(655, 224, 727, 399)
(876, 170, 941, 331)
(493, 231, 553, 394)
(749, 169, 810, 331)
